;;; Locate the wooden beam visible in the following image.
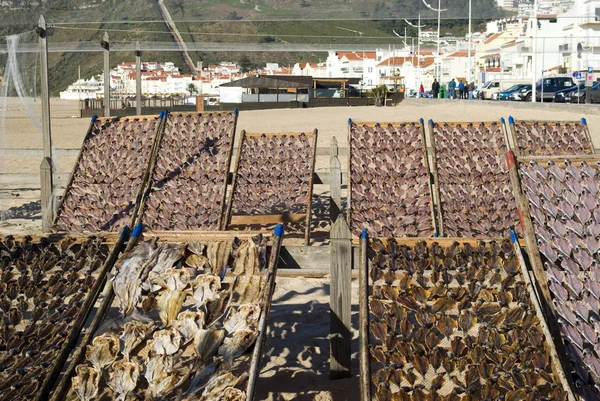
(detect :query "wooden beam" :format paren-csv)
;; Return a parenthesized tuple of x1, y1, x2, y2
(330, 137, 342, 224)
(229, 213, 307, 225)
(102, 31, 110, 117)
(135, 41, 141, 116)
(40, 157, 53, 232)
(358, 230, 371, 401)
(329, 215, 352, 379)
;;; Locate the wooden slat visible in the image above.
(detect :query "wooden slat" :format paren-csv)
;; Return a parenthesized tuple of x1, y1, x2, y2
(512, 233, 577, 401)
(421, 119, 439, 236)
(219, 110, 239, 230)
(518, 154, 600, 162)
(305, 129, 319, 245)
(243, 131, 316, 138)
(358, 232, 370, 401)
(428, 120, 445, 237)
(329, 216, 352, 379)
(229, 213, 307, 225)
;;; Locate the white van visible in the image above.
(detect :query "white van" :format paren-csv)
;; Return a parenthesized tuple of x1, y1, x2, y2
(481, 79, 529, 100)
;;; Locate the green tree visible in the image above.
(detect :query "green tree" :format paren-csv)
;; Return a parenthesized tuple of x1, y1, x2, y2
(187, 83, 198, 96)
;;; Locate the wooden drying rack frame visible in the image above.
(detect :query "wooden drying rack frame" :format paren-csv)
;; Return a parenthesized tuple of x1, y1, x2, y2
(48, 229, 283, 401)
(505, 151, 600, 400)
(51, 114, 164, 232)
(223, 130, 318, 245)
(132, 110, 239, 232)
(507, 118, 595, 157)
(357, 235, 576, 401)
(428, 120, 513, 238)
(347, 120, 439, 238)
(0, 230, 130, 401)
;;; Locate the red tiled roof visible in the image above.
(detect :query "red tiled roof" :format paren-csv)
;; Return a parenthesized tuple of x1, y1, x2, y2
(447, 51, 470, 57)
(337, 52, 377, 61)
(486, 67, 501, 72)
(484, 33, 503, 44)
(482, 53, 501, 58)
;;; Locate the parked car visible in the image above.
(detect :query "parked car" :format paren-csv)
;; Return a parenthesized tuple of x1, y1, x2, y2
(481, 79, 529, 100)
(496, 84, 530, 100)
(535, 76, 576, 102)
(553, 82, 585, 103)
(567, 82, 600, 103)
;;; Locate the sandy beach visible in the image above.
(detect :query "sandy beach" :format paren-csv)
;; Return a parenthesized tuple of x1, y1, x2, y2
(1, 98, 599, 400)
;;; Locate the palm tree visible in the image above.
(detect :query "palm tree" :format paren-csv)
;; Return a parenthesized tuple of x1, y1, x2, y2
(187, 83, 198, 97)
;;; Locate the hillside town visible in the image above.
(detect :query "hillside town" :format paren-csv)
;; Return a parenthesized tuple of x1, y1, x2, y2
(60, 0, 599, 103)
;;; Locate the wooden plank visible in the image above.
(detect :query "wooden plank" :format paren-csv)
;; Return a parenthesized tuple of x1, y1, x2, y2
(420, 118, 438, 236)
(508, 119, 521, 156)
(582, 118, 595, 155)
(246, 227, 284, 400)
(229, 213, 307, 225)
(218, 109, 239, 230)
(511, 232, 577, 401)
(243, 131, 316, 138)
(329, 216, 352, 379)
(129, 112, 168, 228)
(358, 230, 371, 401)
(428, 120, 445, 237)
(346, 120, 353, 230)
(224, 129, 246, 227)
(330, 138, 342, 224)
(518, 154, 600, 162)
(305, 129, 319, 245)
(102, 32, 110, 117)
(135, 41, 141, 116)
(40, 157, 54, 232)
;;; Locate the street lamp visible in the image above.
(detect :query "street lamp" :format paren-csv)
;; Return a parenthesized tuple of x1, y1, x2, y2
(405, 17, 426, 90)
(467, 0, 472, 85)
(422, 0, 447, 82)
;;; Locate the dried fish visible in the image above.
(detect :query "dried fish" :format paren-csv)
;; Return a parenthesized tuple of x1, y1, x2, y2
(194, 329, 226, 361)
(218, 329, 258, 365)
(150, 328, 181, 356)
(108, 359, 139, 401)
(85, 334, 120, 371)
(71, 365, 101, 401)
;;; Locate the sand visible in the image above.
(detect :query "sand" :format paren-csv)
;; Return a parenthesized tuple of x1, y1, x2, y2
(1, 98, 599, 399)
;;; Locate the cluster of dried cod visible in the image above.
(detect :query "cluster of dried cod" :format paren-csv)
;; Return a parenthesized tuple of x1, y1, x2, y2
(350, 123, 433, 238)
(514, 121, 593, 156)
(144, 113, 235, 231)
(68, 235, 269, 401)
(0, 236, 109, 401)
(521, 159, 600, 400)
(368, 239, 566, 401)
(54, 118, 158, 232)
(432, 122, 517, 238)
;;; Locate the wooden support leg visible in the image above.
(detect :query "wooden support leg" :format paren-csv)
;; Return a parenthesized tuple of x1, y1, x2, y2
(329, 215, 352, 379)
(40, 157, 54, 232)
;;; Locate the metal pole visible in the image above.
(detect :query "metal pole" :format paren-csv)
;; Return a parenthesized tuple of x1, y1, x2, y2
(37, 15, 54, 231)
(437, 0, 441, 82)
(468, 0, 472, 83)
(531, 0, 538, 102)
(102, 32, 110, 116)
(136, 41, 142, 115)
(541, 37, 545, 102)
(418, 14, 421, 89)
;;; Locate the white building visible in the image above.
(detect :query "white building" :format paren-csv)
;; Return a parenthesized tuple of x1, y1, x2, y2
(59, 76, 103, 100)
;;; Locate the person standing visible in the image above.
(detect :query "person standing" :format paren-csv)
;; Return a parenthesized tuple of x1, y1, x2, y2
(458, 80, 465, 99)
(468, 81, 475, 99)
(432, 79, 440, 99)
(448, 78, 456, 99)
(419, 83, 424, 98)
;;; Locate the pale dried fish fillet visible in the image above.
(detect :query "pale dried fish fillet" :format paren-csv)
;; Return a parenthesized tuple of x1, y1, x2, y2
(150, 328, 181, 355)
(146, 244, 186, 289)
(157, 289, 187, 327)
(85, 334, 120, 371)
(71, 365, 101, 401)
(145, 355, 174, 398)
(108, 359, 139, 401)
(194, 328, 226, 361)
(120, 321, 151, 358)
(224, 304, 261, 333)
(202, 372, 246, 399)
(113, 241, 158, 315)
(207, 241, 233, 277)
(173, 310, 205, 344)
(193, 275, 221, 308)
(218, 329, 258, 365)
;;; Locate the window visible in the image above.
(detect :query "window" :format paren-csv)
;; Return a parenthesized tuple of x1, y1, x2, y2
(368, 67, 373, 73)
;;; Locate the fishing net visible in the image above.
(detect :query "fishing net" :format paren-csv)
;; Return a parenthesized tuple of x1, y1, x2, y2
(0, 30, 58, 223)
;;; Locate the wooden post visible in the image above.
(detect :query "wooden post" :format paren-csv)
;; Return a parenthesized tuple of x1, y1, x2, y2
(358, 229, 371, 400)
(135, 41, 142, 115)
(330, 137, 341, 224)
(40, 158, 53, 232)
(101, 32, 110, 117)
(329, 215, 352, 379)
(38, 16, 54, 232)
